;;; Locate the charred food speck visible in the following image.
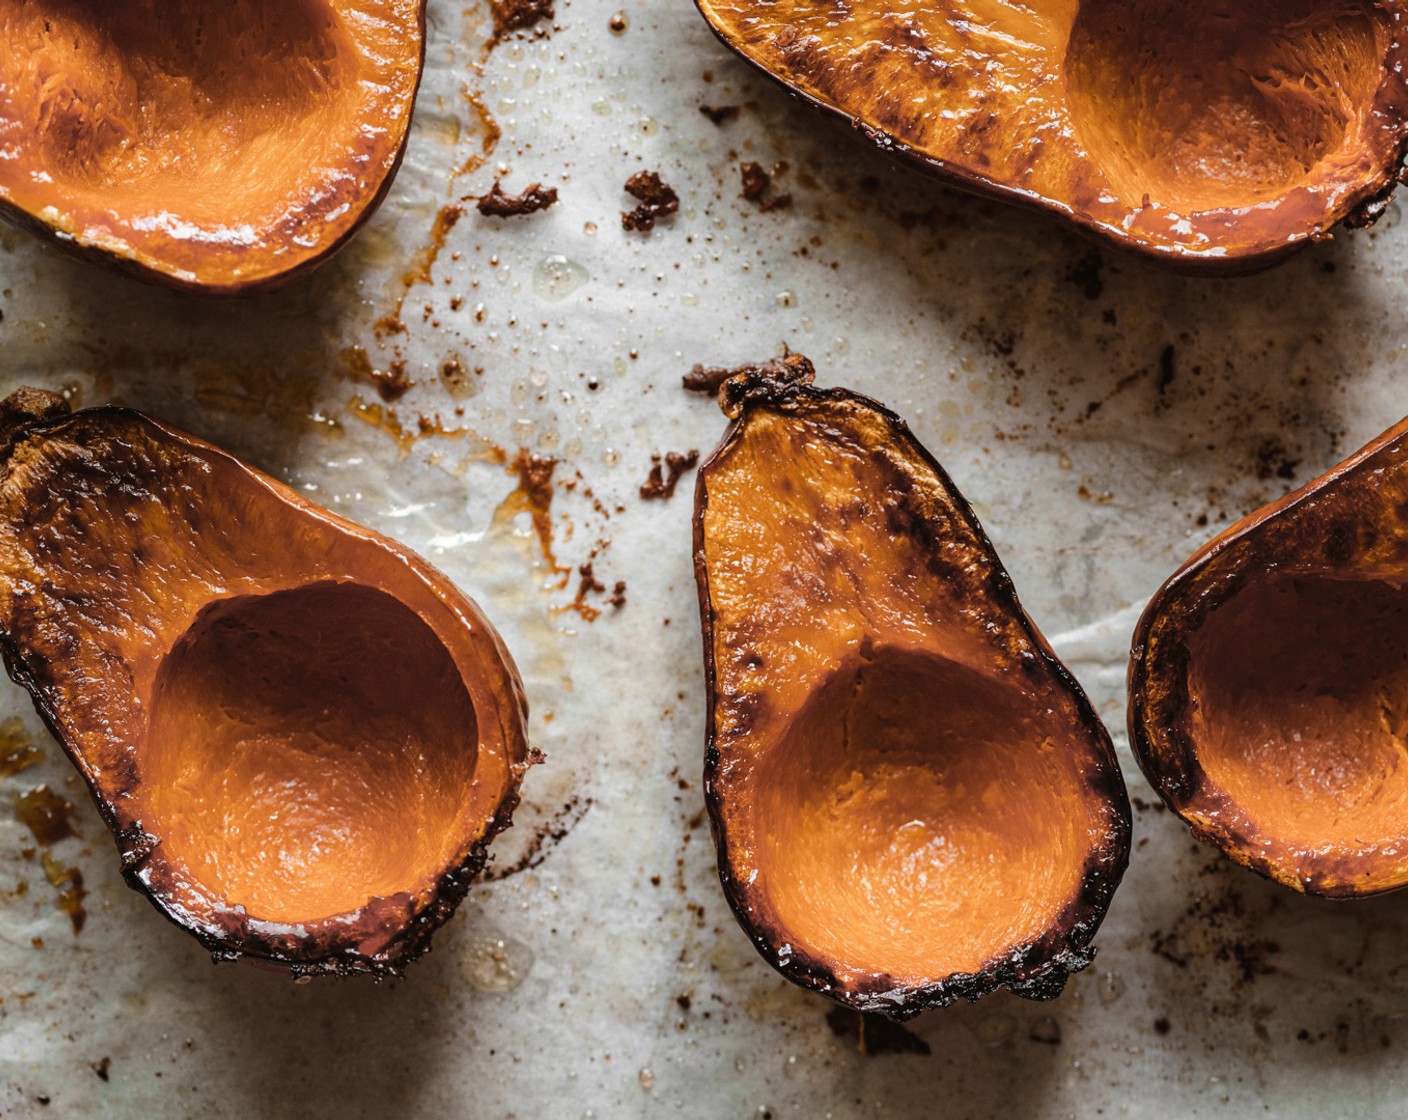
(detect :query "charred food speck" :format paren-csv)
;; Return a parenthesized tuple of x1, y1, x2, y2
(622, 171, 679, 233)
(476, 181, 559, 218)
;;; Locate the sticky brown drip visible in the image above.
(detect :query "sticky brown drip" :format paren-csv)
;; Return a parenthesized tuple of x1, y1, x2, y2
(640, 451, 699, 500)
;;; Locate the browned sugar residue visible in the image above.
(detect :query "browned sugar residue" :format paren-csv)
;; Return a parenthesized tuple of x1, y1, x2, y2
(640, 450, 700, 500)
(565, 560, 627, 621)
(11, 784, 87, 934)
(402, 205, 465, 293)
(740, 162, 792, 211)
(15, 785, 76, 847)
(456, 89, 502, 177)
(490, 0, 554, 44)
(622, 171, 679, 233)
(350, 397, 470, 452)
(481, 796, 592, 881)
(42, 851, 85, 935)
(350, 397, 419, 452)
(498, 449, 568, 579)
(375, 204, 466, 339)
(700, 104, 740, 125)
(0, 718, 41, 777)
(825, 1008, 931, 1056)
(476, 181, 559, 217)
(342, 346, 413, 402)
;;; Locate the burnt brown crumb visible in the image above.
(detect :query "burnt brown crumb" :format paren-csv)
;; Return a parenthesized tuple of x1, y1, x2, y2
(622, 171, 679, 233)
(700, 104, 740, 125)
(676, 993, 692, 1011)
(475, 181, 559, 218)
(1028, 1017, 1062, 1045)
(491, 0, 553, 39)
(92, 1057, 111, 1082)
(825, 1008, 931, 1056)
(1153, 1017, 1171, 1035)
(683, 352, 815, 396)
(739, 162, 792, 212)
(640, 450, 700, 500)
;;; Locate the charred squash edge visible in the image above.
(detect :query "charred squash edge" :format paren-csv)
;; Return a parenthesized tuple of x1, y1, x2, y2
(1128, 414, 1408, 899)
(0, 398, 535, 974)
(692, 368, 1132, 1019)
(0, 2, 427, 297)
(694, 1, 1408, 276)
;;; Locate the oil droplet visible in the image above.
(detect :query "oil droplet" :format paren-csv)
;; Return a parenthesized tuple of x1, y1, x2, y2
(638, 1068, 654, 1089)
(460, 927, 534, 993)
(974, 1013, 1015, 1047)
(534, 255, 589, 302)
(1097, 969, 1127, 1005)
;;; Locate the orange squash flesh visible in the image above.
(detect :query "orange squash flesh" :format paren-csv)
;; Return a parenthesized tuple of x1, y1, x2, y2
(0, 0, 424, 293)
(0, 391, 531, 972)
(1130, 415, 1408, 897)
(694, 361, 1130, 1016)
(696, 0, 1408, 272)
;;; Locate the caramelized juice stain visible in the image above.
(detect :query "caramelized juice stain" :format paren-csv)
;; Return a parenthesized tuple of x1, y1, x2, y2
(342, 346, 413, 402)
(41, 851, 85, 935)
(0, 718, 42, 777)
(375, 204, 465, 339)
(495, 449, 568, 582)
(562, 556, 626, 622)
(456, 88, 502, 177)
(348, 396, 472, 452)
(10, 781, 87, 934)
(14, 785, 76, 847)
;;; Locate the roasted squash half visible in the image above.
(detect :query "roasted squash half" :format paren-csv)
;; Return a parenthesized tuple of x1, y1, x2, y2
(0, 389, 531, 973)
(1131, 415, 1408, 897)
(696, 0, 1408, 272)
(693, 359, 1131, 1017)
(0, 0, 425, 293)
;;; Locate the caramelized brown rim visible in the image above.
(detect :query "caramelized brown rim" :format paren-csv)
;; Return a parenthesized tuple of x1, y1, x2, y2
(0, 404, 534, 973)
(693, 371, 1131, 1018)
(0, 3, 427, 297)
(1128, 414, 1408, 898)
(695, 1, 1408, 276)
